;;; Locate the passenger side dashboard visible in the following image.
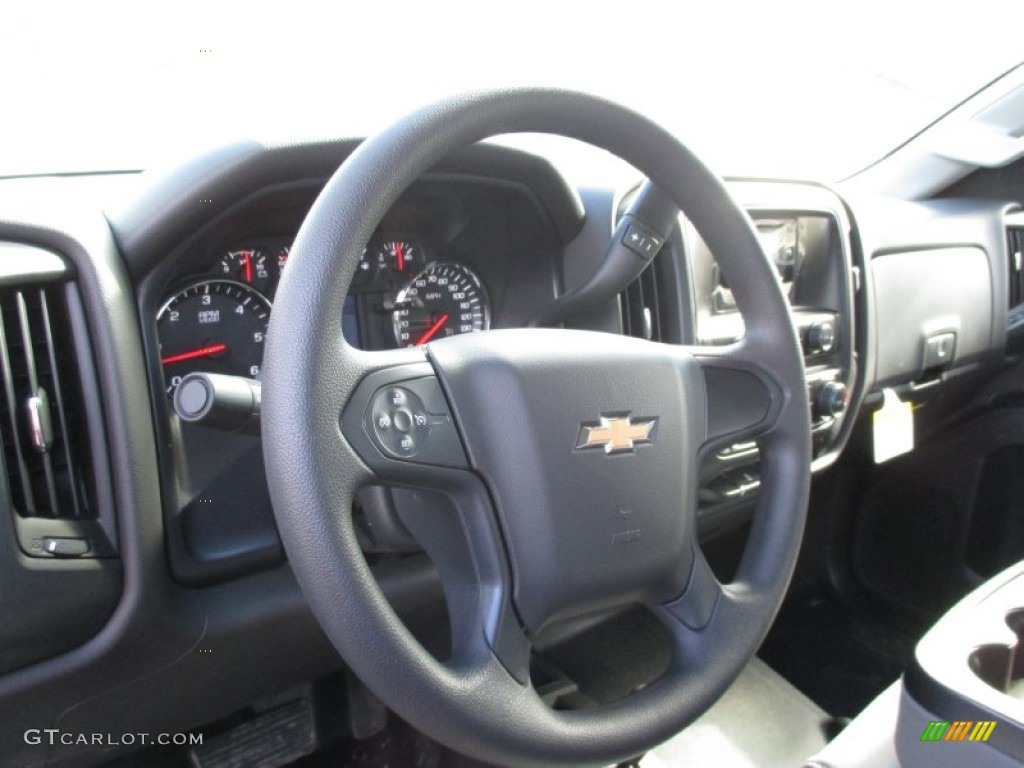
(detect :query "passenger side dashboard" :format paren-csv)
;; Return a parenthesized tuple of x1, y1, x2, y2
(852, 196, 1012, 409)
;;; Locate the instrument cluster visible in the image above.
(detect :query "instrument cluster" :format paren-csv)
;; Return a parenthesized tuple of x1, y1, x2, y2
(155, 234, 490, 395)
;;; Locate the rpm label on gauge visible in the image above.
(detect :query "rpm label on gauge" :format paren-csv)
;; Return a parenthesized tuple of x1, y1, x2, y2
(392, 262, 490, 347)
(157, 279, 271, 394)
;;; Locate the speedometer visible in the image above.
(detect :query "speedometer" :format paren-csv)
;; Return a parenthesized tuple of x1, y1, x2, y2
(392, 262, 490, 347)
(157, 279, 271, 394)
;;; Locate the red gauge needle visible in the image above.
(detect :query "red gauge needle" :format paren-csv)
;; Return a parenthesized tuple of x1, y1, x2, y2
(395, 242, 405, 272)
(161, 343, 227, 365)
(244, 251, 253, 283)
(414, 314, 449, 346)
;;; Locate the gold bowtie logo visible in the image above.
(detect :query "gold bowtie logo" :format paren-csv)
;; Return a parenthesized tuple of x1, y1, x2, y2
(576, 415, 657, 454)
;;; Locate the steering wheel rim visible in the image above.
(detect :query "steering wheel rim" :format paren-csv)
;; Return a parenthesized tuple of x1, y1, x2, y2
(262, 88, 811, 767)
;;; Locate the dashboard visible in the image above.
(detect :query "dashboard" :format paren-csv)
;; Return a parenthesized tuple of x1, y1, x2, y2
(132, 165, 875, 593)
(0, 133, 1019, 766)
(148, 170, 862, 581)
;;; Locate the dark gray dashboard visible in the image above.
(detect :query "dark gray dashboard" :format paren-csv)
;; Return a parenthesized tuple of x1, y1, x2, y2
(849, 196, 1013, 399)
(0, 134, 1017, 766)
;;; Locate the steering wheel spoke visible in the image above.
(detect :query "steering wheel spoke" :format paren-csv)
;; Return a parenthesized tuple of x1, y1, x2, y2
(339, 357, 469, 483)
(390, 474, 533, 684)
(660, 545, 723, 631)
(687, 343, 787, 454)
(336, 349, 534, 682)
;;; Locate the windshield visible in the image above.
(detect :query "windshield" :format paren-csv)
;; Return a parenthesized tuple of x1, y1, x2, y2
(3, 1, 1022, 182)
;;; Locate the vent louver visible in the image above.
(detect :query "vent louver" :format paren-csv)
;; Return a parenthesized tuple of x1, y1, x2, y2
(1009, 225, 1024, 310)
(621, 261, 662, 342)
(0, 286, 92, 520)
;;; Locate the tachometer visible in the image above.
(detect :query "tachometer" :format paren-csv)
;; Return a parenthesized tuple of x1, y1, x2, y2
(157, 279, 271, 394)
(392, 262, 489, 347)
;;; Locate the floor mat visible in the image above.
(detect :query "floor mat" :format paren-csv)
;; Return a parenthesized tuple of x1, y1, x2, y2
(758, 594, 918, 719)
(539, 606, 672, 705)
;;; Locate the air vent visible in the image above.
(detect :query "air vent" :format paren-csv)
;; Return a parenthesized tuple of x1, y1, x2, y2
(621, 261, 662, 341)
(0, 285, 93, 520)
(1009, 224, 1024, 310)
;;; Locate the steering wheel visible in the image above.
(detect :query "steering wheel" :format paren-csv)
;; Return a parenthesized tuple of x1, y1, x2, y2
(262, 89, 810, 767)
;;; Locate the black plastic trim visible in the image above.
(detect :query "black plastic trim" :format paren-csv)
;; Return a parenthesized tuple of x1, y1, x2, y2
(109, 139, 585, 281)
(0, 238, 122, 676)
(0, 206, 443, 767)
(132, 157, 576, 586)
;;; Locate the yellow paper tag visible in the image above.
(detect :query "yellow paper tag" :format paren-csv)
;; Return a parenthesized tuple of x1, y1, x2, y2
(873, 388, 914, 464)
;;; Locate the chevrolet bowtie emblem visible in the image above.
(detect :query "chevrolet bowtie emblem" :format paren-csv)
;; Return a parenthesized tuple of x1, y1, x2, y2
(576, 415, 658, 454)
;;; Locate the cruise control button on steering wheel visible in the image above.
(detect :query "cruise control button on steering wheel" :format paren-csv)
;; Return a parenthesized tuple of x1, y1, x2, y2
(343, 363, 467, 469)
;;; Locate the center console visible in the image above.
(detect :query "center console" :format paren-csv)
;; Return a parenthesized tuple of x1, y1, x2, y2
(686, 182, 859, 527)
(801, 564, 1024, 767)
(898, 560, 1024, 766)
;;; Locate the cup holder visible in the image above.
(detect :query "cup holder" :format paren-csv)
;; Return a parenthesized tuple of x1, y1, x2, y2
(970, 608, 1024, 698)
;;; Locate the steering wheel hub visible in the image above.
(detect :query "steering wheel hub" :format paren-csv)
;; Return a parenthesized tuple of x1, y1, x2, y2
(428, 328, 701, 633)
